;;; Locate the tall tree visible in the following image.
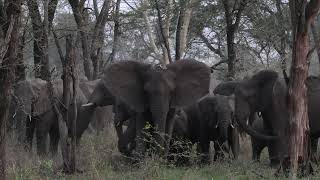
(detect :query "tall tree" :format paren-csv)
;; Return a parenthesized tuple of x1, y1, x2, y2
(68, 0, 112, 80)
(175, 0, 196, 61)
(287, 0, 320, 177)
(0, 0, 23, 178)
(222, 0, 247, 80)
(27, 0, 58, 80)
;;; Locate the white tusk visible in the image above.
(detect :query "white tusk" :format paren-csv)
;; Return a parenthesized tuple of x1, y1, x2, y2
(82, 102, 95, 107)
(12, 112, 16, 118)
(230, 124, 235, 128)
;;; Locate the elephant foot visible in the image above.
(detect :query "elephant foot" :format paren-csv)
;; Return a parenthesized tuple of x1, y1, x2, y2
(270, 158, 280, 168)
(214, 152, 225, 161)
(199, 153, 210, 165)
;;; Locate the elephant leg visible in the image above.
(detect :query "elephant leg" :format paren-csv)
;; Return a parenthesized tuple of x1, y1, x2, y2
(213, 141, 225, 161)
(49, 124, 59, 156)
(199, 139, 210, 163)
(36, 127, 48, 156)
(251, 138, 265, 162)
(268, 142, 280, 168)
(25, 116, 36, 151)
(228, 126, 239, 159)
(118, 118, 136, 156)
(133, 113, 147, 159)
(164, 108, 176, 155)
(311, 138, 318, 163)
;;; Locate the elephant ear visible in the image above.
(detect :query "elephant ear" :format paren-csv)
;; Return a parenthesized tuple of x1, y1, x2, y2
(31, 78, 52, 116)
(103, 61, 150, 112)
(168, 59, 210, 108)
(213, 81, 240, 96)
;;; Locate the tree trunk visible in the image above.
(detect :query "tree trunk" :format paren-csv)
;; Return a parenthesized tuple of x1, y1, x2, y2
(287, 0, 320, 177)
(275, 0, 287, 72)
(222, 0, 247, 80)
(107, 0, 121, 63)
(155, 0, 172, 65)
(27, 0, 58, 80)
(175, 0, 195, 61)
(0, 1, 23, 178)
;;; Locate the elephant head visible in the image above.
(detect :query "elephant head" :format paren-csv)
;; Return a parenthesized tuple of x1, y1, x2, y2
(213, 70, 283, 141)
(198, 95, 234, 142)
(102, 60, 210, 152)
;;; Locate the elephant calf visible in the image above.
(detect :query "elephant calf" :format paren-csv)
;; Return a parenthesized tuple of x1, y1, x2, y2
(169, 95, 240, 164)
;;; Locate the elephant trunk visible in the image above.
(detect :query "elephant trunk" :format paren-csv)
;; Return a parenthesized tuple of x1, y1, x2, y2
(150, 97, 169, 153)
(235, 103, 277, 140)
(218, 118, 229, 142)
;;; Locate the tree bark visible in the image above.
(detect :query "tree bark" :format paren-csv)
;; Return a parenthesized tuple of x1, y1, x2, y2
(175, 0, 195, 61)
(155, 0, 172, 64)
(275, 0, 288, 72)
(27, 0, 58, 80)
(107, 0, 121, 63)
(222, 0, 247, 80)
(0, 0, 23, 178)
(288, 0, 320, 177)
(69, 0, 112, 80)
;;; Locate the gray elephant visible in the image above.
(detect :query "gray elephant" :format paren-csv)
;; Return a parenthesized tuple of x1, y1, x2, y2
(250, 115, 278, 166)
(8, 79, 37, 142)
(79, 79, 113, 134)
(250, 113, 319, 166)
(82, 80, 137, 155)
(168, 95, 239, 164)
(85, 59, 210, 158)
(213, 70, 320, 167)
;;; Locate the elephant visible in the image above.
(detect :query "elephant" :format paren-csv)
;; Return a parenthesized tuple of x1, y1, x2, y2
(85, 59, 210, 158)
(213, 70, 320, 167)
(8, 79, 36, 142)
(79, 79, 113, 134)
(24, 78, 117, 156)
(250, 115, 278, 166)
(167, 95, 239, 164)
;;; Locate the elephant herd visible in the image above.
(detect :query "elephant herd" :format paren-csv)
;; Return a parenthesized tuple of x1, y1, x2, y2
(7, 59, 320, 168)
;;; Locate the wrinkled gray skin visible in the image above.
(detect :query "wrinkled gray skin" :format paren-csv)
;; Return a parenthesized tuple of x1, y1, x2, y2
(213, 70, 320, 167)
(86, 60, 210, 157)
(167, 95, 239, 164)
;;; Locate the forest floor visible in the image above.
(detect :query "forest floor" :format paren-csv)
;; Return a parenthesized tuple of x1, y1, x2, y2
(6, 126, 320, 180)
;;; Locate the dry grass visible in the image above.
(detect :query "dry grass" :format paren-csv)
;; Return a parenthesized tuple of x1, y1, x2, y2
(5, 126, 320, 180)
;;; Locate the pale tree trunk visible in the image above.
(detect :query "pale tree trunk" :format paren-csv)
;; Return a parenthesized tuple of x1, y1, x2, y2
(175, 0, 195, 61)
(155, 0, 172, 65)
(142, 9, 161, 58)
(0, 1, 23, 178)
(287, 0, 320, 178)
(222, 0, 247, 80)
